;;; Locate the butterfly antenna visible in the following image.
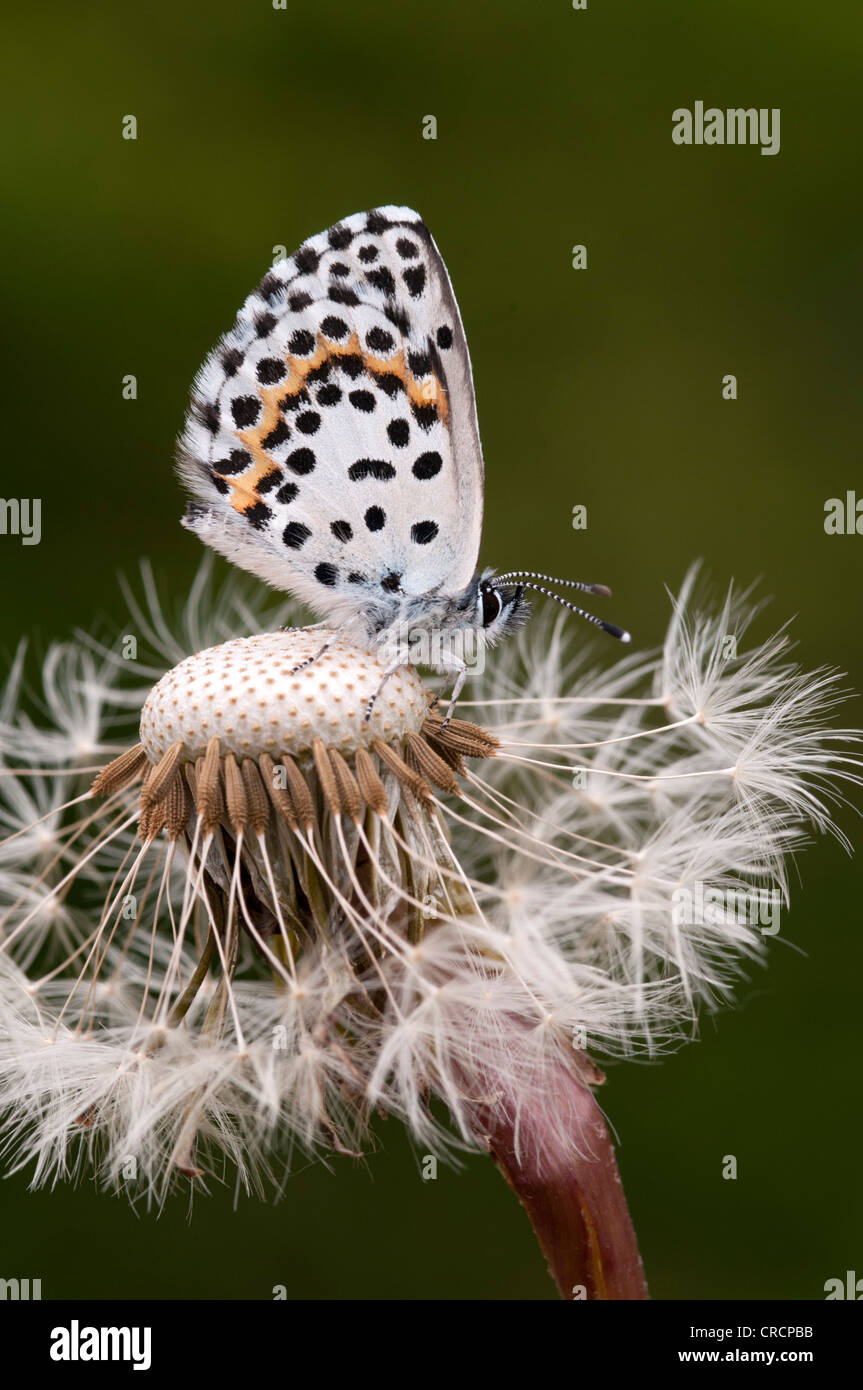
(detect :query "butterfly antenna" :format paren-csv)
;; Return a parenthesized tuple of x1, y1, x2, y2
(495, 570, 613, 598)
(500, 579, 631, 642)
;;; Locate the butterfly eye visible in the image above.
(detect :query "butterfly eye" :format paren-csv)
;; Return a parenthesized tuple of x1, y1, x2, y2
(481, 585, 502, 628)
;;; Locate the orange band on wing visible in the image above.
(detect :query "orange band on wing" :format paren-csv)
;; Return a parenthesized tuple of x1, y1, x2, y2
(214, 333, 448, 516)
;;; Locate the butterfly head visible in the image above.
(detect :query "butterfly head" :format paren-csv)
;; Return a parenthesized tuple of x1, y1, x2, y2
(476, 573, 530, 643)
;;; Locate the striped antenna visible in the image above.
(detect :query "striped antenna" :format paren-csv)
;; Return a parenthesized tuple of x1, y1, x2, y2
(495, 570, 613, 599)
(496, 576, 630, 642)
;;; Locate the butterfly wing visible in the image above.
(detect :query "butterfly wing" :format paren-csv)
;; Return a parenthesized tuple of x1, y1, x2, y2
(178, 206, 484, 621)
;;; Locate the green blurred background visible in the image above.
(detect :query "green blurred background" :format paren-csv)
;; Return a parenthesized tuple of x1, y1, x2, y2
(2, 0, 861, 1299)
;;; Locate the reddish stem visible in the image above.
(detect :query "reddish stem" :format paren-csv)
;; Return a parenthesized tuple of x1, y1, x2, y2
(465, 1055, 648, 1300)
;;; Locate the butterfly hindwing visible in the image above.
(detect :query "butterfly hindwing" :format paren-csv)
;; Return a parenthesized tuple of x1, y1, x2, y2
(178, 206, 484, 619)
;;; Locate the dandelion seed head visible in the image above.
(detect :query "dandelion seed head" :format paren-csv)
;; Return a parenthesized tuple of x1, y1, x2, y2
(139, 630, 428, 763)
(0, 560, 858, 1204)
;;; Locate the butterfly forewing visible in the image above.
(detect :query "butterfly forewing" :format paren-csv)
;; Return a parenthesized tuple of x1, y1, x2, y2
(178, 206, 484, 618)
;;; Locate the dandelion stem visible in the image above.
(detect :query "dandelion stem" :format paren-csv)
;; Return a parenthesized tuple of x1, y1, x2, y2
(166, 927, 217, 1028)
(464, 1051, 648, 1300)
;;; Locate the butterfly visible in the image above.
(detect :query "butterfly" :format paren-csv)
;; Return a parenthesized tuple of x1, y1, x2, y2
(178, 205, 629, 718)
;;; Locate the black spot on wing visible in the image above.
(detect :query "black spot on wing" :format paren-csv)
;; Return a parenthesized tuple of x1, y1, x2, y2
(283, 521, 311, 549)
(321, 315, 349, 340)
(329, 285, 360, 308)
(338, 355, 364, 380)
(366, 327, 394, 353)
(407, 350, 430, 377)
(289, 329, 315, 356)
(257, 274, 281, 304)
(371, 370, 405, 399)
(286, 448, 316, 475)
(349, 460, 396, 482)
(257, 358, 286, 385)
(255, 312, 277, 338)
(245, 502, 272, 529)
(383, 303, 410, 335)
(231, 396, 260, 428)
(216, 449, 252, 475)
(366, 267, 395, 296)
(412, 451, 442, 479)
(328, 224, 354, 250)
(387, 419, 410, 447)
(365, 210, 393, 234)
(261, 419, 290, 450)
(221, 347, 244, 377)
(403, 265, 426, 298)
(411, 402, 437, 430)
(294, 246, 320, 274)
(256, 468, 283, 494)
(201, 402, 222, 434)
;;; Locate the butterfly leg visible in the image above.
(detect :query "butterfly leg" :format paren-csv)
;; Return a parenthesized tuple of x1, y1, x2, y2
(427, 657, 469, 726)
(440, 660, 468, 730)
(286, 634, 336, 677)
(363, 659, 408, 723)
